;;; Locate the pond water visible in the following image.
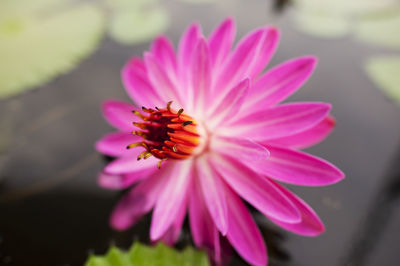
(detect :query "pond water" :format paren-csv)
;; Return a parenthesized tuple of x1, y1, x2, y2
(1, 1, 400, 265)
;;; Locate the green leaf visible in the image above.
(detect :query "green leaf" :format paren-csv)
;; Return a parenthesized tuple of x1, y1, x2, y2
(292, 0, 399, 39)
(177, 0, 216, 4)
(108, 6, 168, 45)
(365, 56, 400, 104)
(294, 0, 397, 16)
(0, 0, 105, 99)
(85, 242, 210, 266)
(293, 9, 351, 38)
(355, 9, 400, 49)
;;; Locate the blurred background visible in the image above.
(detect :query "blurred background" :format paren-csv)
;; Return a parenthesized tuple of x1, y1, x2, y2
(1, 0, 400, 265)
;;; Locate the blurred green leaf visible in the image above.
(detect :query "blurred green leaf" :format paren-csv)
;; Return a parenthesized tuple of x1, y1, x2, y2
(108, 6, 168, 45)
(0, 0, 105, 99)
(177, 0, 215, 4)
(293, 9, 351, 38)
(293, 0, 399, 40)
(85, 242, 210, 266)
(294, 0, 397, 16)
(365, 56, 400, 104)
(355, 9, 400, 49)
(106, 0, 155, 9)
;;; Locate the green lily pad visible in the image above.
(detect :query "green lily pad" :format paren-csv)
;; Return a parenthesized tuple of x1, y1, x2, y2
(108, 6, 168, 45)
(85, 242, 209, 266)
(355, 9, 400, 49)
(0, 0, 105, 99)
(293, 9, 351, 38)
(106, 0, 155, 9)
(294, 0, 397, 16)
(365, 56, 400, 104)
(177, 0, 216, 4)
(293, 0, 399, 39)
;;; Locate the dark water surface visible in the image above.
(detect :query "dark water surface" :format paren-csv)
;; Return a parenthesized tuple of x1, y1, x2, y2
(1, 1, 400, 265)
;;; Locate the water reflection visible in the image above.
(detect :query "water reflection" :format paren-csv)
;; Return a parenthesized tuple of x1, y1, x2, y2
(340, 144, 400, 266)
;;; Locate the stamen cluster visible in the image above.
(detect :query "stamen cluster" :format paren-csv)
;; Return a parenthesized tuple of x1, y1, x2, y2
(127, 101, 200, 167)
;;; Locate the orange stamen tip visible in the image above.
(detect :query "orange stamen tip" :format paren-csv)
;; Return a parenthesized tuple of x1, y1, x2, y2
(126, 142, 143, 149)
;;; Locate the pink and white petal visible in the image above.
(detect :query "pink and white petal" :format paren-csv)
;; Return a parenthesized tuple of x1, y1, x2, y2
(251, 144, 345, 186)
(144, 52, 183, 106)
(225, 186, 267, 266)
(98, 172, 147, 190)
(268, 180, 325, 236)
(102, 100, 138, 132)
(122, 58, 164, 107)
(208, 17, 236, 70)
(267, 115, 336, 149)
(196, 155, 228, 235)
(110, 171, 167, 230)
(209, 154, 300, 223)
(225, 102, 331, 141)
(213, 27, 278, 99)
(190, 38, 211, 113)
(212, 27, 265, 98)
(158, 195, 187, 245)
(207, 78, 249, 128)
(243, 56, 318, 113)
(104, 151, 159, 175)
(150, 160, 194, 240)
(150, 36, 177, 77)
(95, 132, 140, 157)
(248, 27, 280, 80)
(177, 23, 202, 99)
(210, 135, 269, 161)
(189, 177, 221, 263)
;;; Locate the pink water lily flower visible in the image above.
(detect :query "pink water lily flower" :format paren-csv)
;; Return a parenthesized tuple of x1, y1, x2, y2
(96, 17, 344, 266)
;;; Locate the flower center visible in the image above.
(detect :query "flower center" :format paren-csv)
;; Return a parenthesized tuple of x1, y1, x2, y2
(127, 101, 202, 168)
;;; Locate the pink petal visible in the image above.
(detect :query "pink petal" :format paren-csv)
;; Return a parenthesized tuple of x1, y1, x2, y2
(210, 154, 301, 223)
(268, 180, 325, 236)
(266, 115, 336, 149)
(248, 27, 280, 80)
(177, 23, 202, 100)
(189, 177, 221, 263)
(150, 35, 177, 77)
(150, 160, 194, 240)
(104, 151, 159, 175)
(210, 135, 270, 161)
(196, 156, 228, 235)
(250, 144, 345, 186)
(226, 102, 331, 141)
(95, 132, 140, 157)
(225, 186, 267, 266)
(110, 172, 167, 230)
(267, 115, 336, 149)
(122, 58, 164, 107)
(212, 27, 264, 97)
(207, 78, 249, 128)
(243, 56, 318, 113)
(190, 38, 211, 112)
(208, 17, 236, 69)
(158, 195, 187, 245)
(98, 172, 147, 190)
(213, 27, 278, 98)
(144, 52, 183, 105)
(102, 100, 138, 132)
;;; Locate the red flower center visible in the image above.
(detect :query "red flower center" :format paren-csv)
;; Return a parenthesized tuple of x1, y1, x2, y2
(127, 101, 201, 167)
